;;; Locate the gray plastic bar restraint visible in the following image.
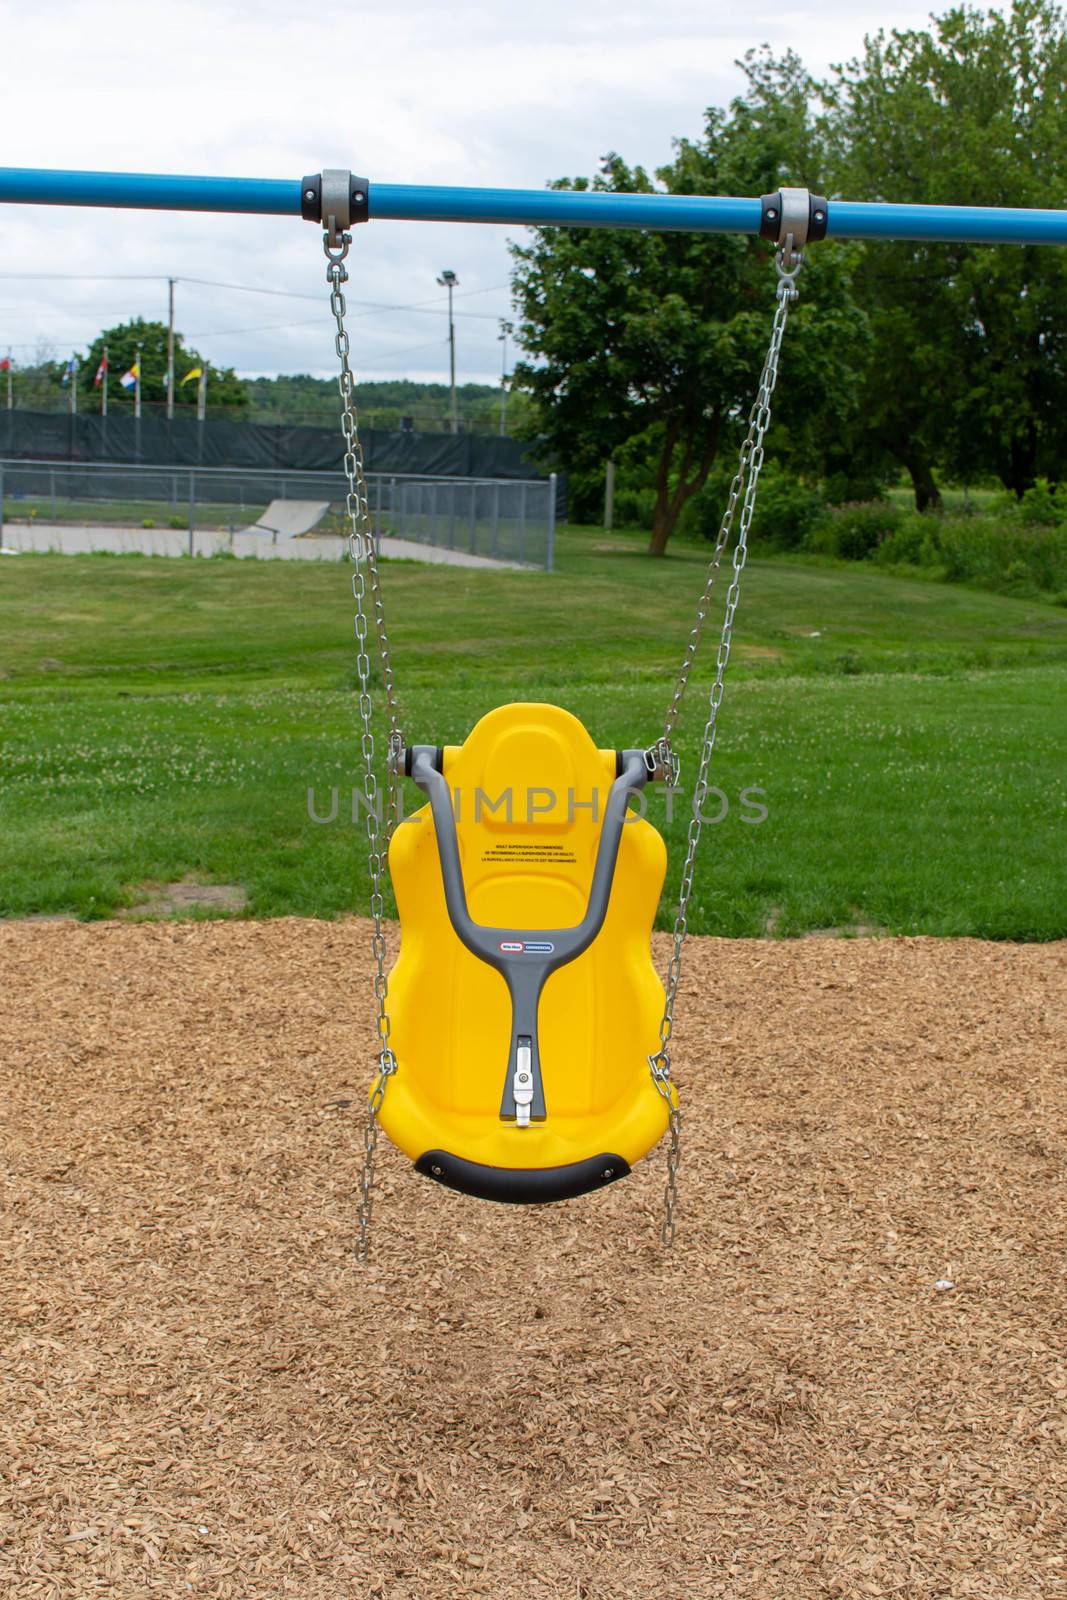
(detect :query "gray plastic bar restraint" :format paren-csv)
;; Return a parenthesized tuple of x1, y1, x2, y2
(408, 746, 649, 1125)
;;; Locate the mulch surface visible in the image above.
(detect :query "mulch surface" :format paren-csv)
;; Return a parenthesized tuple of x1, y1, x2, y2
(1, 919, 1064, 1599)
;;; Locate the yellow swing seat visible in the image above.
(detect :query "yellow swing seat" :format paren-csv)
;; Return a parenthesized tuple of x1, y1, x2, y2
(380, 702, 671, 1204)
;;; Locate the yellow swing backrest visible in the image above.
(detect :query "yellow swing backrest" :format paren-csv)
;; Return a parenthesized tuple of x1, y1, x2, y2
(380, 702, 670, 1203)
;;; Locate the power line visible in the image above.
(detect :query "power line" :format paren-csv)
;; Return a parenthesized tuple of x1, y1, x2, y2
(184, 304, 507, 341)
(234, 336, 450, 375)
(183, 275, 509, 307)
(184, 316, 325, 340)
(0, 271, 511, 320)
(0, 273, 167, 282)
(356, 337, 451, 365)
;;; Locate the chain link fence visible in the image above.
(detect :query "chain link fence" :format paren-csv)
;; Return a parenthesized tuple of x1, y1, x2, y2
(0, 459, 556, 569)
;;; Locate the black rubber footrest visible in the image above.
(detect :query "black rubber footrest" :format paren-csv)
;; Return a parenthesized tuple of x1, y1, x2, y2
(414, 1149, 630, 1205)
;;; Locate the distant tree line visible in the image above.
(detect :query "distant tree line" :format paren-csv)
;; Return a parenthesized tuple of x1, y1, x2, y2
(10, 336, 529, 436)
(243, 375, 534, 435)
(510, 0, 1067, 552)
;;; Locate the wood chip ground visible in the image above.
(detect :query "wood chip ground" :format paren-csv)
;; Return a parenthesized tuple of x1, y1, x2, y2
(1, 920, 1064, 1598)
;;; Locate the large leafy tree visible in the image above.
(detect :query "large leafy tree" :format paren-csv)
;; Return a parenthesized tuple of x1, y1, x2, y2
(510, 53, 866, 554)
(822, 0, 1067, 498)
(72, 318, 248, 412)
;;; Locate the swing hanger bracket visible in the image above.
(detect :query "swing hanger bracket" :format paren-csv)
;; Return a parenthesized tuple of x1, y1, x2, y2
(643, 738, 680, 787)
(759, 186, 828, 265)
(302, 169, 371, 247)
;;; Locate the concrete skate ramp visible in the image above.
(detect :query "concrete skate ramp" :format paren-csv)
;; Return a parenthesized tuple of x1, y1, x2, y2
(241, 499, 330, 538)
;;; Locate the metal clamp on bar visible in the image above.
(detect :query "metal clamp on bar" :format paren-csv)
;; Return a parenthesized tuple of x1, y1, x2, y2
(300, 169, 370, 242)
(759, 187, 828, 256)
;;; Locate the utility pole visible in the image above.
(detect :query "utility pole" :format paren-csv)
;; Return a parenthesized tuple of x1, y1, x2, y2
(498, 324, 509, 437)
(437, 269, 459, 434)
(166, 277, 176, 421)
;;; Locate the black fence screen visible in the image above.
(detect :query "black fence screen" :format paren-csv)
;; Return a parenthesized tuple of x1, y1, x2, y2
(0, 410, 563, 509)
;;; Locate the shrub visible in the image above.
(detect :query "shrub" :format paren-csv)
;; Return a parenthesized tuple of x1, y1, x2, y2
(805, 501, 902, 561)
(686, 464, 825, 551)
(750, 470, 825, 551)
(935, 516, 1067, 594)
(142, 518, 156, 529)
(874, 513, 934, 568)
(1018, 479, 1063, 527)
(168, 515, 188, 530)
(823, 470, 887, 506)
(611, 487, 657, 530)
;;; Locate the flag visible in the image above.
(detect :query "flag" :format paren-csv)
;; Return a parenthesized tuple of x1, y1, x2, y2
(60, 357, 76, 385)
(0, 357, 10, 373)
(180, 367, 202, 386)
(94, 354, 108, 387)
(119, 361, 140, 391)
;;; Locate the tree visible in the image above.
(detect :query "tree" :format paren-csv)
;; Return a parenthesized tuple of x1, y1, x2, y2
(510, 53, 866, 554)
(10, 343, 61, 410)
(822, 0, 1067, 498)
(76, 319, 248, 411)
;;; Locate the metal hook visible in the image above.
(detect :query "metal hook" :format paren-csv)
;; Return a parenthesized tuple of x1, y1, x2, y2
(775, 239, 803, 300)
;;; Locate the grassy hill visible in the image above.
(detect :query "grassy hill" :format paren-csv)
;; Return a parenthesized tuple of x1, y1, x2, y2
(1, 524, 1065, 936)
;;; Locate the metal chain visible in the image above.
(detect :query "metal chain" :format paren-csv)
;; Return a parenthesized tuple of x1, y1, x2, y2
(324, 227, 404, 1261)
(661, 247, 802, 745)
(324, 225, 799, 1256)
(649, 245, 804, 1247)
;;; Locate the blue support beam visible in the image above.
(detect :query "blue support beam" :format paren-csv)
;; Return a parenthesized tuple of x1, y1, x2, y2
(0, 166, 300, 216)
(827, 199, 1067, 247)
(368, 183, 762, 234)
(0, 166, 1064, 246)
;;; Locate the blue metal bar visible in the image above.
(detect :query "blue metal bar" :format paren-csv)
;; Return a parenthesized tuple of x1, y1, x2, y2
(0, 166, 1064, 245)
(828, 199, 1067, 246)
(369, 183, 761, 234)
(0, 166, 300, 216)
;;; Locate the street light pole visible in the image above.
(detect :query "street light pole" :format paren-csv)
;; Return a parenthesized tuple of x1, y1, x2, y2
(498, 323, 510, 437)
(166, 277, 175, 420)
(437, 268, 459, 434)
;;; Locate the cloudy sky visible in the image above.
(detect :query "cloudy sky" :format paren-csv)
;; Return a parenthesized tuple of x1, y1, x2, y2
(0, 0, 964, 388)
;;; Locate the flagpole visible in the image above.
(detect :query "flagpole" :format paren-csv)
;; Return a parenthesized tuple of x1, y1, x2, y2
(6, 348, 11, 411)
(101, 344, 108, 417)
(70, 357, 78, 417)
(197, 365, 206, 423)
(135, 341, 142, 420)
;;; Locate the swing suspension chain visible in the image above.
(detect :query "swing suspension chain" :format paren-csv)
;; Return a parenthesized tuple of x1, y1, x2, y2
(649, 245, 804, 1248)
(323, 213, 800, 1257)
(324, 226, 404, 1262)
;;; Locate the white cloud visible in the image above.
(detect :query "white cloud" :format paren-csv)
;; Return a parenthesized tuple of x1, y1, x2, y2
(0, 0, 990, 386)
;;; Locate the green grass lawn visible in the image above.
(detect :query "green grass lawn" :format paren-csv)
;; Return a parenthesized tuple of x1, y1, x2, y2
(2, 524, 1065, 937)
(4, 496, 270, 531)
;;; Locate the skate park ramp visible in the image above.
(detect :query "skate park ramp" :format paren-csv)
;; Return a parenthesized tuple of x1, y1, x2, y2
(241, 499, 330, 538)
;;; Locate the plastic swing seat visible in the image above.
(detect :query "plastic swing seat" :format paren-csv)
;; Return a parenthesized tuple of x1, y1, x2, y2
(379, 702, 672, 1204)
